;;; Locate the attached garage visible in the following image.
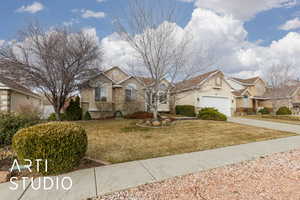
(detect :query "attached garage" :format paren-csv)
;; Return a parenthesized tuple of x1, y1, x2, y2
(199, 96, 232, 116)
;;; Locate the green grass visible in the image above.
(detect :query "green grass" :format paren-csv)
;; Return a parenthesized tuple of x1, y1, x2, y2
(77, 119, 296, 164)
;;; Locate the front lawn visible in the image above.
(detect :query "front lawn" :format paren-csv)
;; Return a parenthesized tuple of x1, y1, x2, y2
(243, 115, 300, 125)
(78, 120, 296, 164)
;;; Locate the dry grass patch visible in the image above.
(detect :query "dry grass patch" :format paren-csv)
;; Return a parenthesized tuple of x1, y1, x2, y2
(243, 115, 300, 125)
(77, 120, 296, 164)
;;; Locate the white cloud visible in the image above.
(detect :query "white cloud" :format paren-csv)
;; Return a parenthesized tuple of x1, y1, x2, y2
(81, 9, 106, 19)
(0, 40, 5, 47)
(195, 0, 297, 21)
(63, 18, 80, 26)
(279, 17, 300, 30)
(81, 27, 101, 44)
(100, 6, 300, 79)
(96, 0, 106, 2)
(16, 2, 44, 14)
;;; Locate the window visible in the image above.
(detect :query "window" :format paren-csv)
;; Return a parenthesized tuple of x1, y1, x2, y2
(215, 77, 222, 87)
(125, 83, 137, 101)
(160, 83, 167, 91)
(243, 95, 249, 107)
(159, 92, 167, 104)
(95, 87, 107, 102)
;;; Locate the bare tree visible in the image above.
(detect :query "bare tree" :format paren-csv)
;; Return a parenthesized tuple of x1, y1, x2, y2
(0, 23, 103, 120)
(265, 64, 294, 112)
(114, 0, 212, 119)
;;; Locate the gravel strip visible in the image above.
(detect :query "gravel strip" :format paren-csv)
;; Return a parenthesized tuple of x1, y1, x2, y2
(95, 149, 300, 200)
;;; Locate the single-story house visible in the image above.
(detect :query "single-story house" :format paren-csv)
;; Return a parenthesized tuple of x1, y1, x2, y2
(174, 70, 235, 116)
(227, 76, 300, 115)
(0, 76, 42, 113)
(79, 66, 171, 119)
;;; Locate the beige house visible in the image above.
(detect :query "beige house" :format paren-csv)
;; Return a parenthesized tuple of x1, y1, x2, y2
(227, 77, 269, 113)
(80, 67, 171, 119)
(227, 76, 300, 114)
(174, 70, 235, 116)
(0, 76, 42, 113)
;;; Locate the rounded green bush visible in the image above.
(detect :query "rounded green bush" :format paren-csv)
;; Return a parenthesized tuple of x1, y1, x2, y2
(0, 112, 40, 147)
(175, 105, 196, 117)
(198, 107, 227, 121)
(258, 107, 270, 115)
(12, 122, 87, 175)
(276, 106, 292, 115)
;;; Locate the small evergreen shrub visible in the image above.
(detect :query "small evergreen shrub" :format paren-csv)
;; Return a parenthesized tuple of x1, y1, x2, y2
(83, 111, 92, 120)
(276, 106, 292, 115)
(258, 107, 270, 115)
(12, 122, 87, 175)
(65, 96, 83, 121)
(198, 107, 227, 121)
(47, 113, 67, 121)
(175, 105, 196, 117)
(0, 113, 40, 147)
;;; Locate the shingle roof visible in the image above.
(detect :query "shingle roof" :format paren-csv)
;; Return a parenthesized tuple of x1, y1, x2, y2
(135, 77, 155, 86)
(0, 76, 40, 97)
(232, 88, 249, 96)
(231, 77, 260, 85)
(175, 70, 220, 91)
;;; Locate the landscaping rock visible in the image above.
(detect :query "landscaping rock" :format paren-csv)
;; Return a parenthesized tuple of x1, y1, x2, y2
(152, 121, 161, 126)
(161, 120, 170, 126)
(0, 171, 9, 183)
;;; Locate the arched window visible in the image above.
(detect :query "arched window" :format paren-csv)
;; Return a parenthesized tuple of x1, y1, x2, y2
(125, 83, 137, 101)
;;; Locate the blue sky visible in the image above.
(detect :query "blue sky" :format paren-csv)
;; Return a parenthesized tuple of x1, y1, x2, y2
(0, 0, 299, 44)
(1, 0, 300, 77)
(0, 0, 194, 41)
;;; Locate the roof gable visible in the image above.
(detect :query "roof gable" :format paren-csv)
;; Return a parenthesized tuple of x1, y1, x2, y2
(231, 76, 262, 86)
(104, 66, 130, 83)
(175, 70, 221, 91)
(0, 76, 40, 98)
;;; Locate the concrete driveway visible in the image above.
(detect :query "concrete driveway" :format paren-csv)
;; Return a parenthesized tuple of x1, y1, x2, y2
(229, 117, 300, 134)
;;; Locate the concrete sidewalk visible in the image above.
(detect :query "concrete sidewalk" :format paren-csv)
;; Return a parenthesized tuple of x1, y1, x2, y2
(229, 117, 300, 134)
(2, 135, 300, 200)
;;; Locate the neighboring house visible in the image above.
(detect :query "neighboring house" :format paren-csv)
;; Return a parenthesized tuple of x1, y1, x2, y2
(227, 76, 300, 115)
(227, 77, 269, 114)
(261, 85, 300, 115)
(0, 76, 42, 113)
(79, 66, 171, 119)
(174, 70, 235, 116)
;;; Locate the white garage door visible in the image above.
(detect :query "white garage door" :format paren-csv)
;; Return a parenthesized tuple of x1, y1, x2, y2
(199, 96, 232, 116)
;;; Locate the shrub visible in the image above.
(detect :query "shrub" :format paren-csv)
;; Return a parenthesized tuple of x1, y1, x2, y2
(198, 107, 227, 121)
(125, 111, 153, 119)
(65, 96, 83, 121)
(258, 107, 270, 115)
(83, 111, 92, 120)
(47, 113, 67, 121)
(175, 105, 196, 117)
(0, 113, 40, 147)
(276, 106, 292, 115)
(12, 122, 87, 175)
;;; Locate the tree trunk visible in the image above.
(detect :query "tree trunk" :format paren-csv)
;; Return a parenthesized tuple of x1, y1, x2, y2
(152, 93, 159, 120)
(54, 105, 61, 121)
(153, 109, 158, 120)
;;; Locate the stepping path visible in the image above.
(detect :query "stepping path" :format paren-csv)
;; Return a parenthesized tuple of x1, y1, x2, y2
(2, 121, 300, 199)
(228, 117, 300, 134)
